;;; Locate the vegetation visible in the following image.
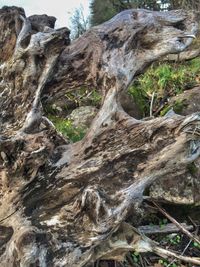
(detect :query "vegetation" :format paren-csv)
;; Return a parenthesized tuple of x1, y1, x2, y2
(47, 58, 200, 143)
(49, 115, 86, 142)
(128, 58, 200, 117)
(44, 88, 101, 116)
(90, 0, 118, 26)
(128, 84, 149, 117)
(70, 0, 200, 39)
(65, 87, 102, 107)
(70, 5, 90, 39)
(44, 88, 101, 142)
(50, 11, 200, 263)
(90, 0, 164, 26)
(187, 162, 198, 176)
(169, 0, 200, 9)
(90, 0, 200, 27)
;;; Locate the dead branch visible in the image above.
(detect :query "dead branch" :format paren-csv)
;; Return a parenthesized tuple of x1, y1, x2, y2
(139, 223, 193, 235)
(151, 201, 200, 246)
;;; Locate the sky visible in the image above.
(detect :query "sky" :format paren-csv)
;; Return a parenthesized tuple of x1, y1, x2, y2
(0, 0, 91, 28)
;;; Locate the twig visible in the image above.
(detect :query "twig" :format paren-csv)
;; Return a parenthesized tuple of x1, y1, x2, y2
(153, 246, 200, 265)
(151, 201, 200, 246)
(150, 92, 155, 117)
(143, 256, 150, 266)
(137, 233, 200, 265)
(188, 216, 197, 228)
(166, 239, 192, 267)
(139, 254, 145, 267)
(153, 103, 165, 116)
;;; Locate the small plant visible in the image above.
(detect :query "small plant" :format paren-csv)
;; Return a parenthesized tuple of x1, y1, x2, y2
(49, 115, 86, 143)
(159, 259, 178, 267)
(159, 218, 168, 229)
(159, 259, 169, 266)
(193, 241, 200, 249)
(167, 234, 182, 245)
(131, 251, 140, 263)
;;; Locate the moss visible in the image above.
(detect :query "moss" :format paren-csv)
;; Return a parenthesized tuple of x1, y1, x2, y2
(49, 115, 86, 143)
(187, 163, 198, 176)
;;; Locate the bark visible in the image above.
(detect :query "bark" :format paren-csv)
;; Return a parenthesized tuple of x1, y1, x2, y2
(0, 6, 200, 267)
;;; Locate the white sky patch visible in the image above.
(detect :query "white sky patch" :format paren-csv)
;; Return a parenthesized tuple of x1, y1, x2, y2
(0, 0, 91, 28)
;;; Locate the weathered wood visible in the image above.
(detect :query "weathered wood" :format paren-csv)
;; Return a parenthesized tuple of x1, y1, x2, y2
(138, 223, 193, 234)
(0, 6, 199, 267)
(163, 49, 200, 61)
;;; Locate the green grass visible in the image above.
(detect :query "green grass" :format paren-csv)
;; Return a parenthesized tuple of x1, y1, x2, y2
(128, 58, 200, 117)
(49, 115, 86, 143)
(128, 85, 149, 117)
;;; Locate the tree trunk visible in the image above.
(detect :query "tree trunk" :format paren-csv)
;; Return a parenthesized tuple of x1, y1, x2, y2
(0, 6, 199, 267)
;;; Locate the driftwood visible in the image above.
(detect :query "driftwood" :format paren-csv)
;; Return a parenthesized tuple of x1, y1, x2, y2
(0, 6, 200, 267)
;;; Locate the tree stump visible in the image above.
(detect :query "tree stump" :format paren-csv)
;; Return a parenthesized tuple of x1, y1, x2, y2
(0, 6, 199, 267)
